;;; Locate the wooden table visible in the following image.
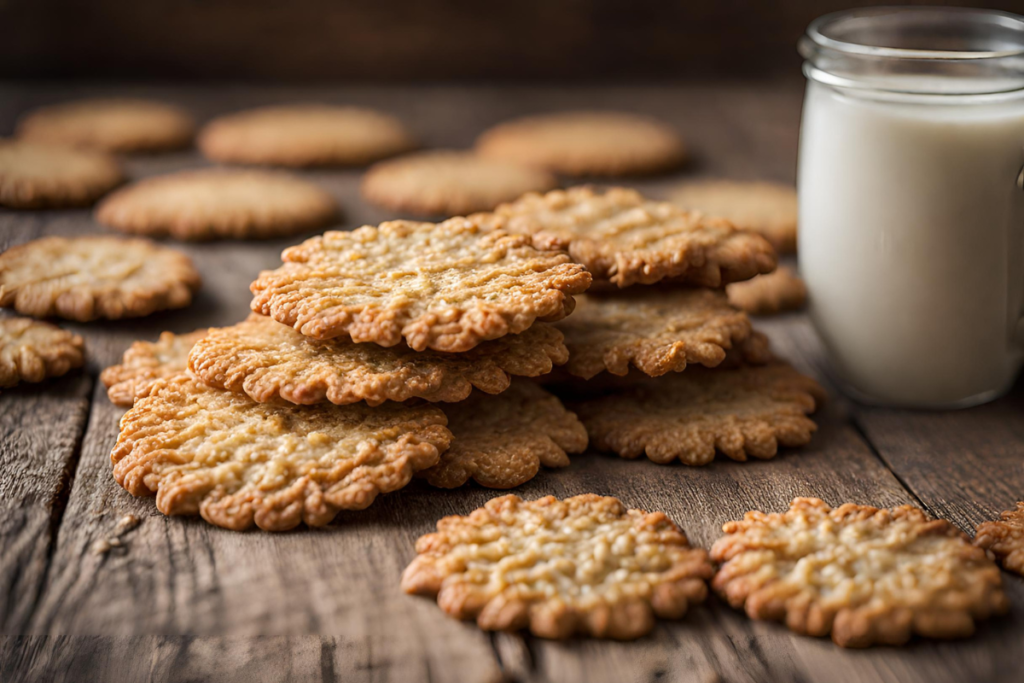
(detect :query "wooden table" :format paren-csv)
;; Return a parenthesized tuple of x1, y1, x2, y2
(1, 82, 1021, 683)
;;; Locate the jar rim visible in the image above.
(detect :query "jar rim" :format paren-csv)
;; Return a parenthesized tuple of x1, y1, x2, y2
(805, 7, 1024, 61)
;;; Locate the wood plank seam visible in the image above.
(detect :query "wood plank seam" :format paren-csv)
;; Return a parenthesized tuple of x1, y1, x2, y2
(848, 416, 930, 512)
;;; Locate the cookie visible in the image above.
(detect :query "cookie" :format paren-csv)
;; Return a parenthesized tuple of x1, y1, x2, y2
(571, 362, 824, 466)
(0, 139, 124, 209)
(727, 266, 807, 316)
(672, 180, 798, 253)
(974, 502, 1024, 576)
(112, 375, 451, 531)
(251, 218, 591, 351)
(361, 150, 558, 217)
(420, 380, 587, 489)
(0, 317, 85, 388)
(95, 170, 339, 241)
(712, 498, 1008, 647)
(189, 314, 566, 406)
(476, 112, 686, 176)
(198, 104, 416, 167)
(555, 289, 754, 379)
(17, 98, 195, 153)
(475, 187, 777, 288)
(101, 329, 208, 407)
(402, 494, 713, 639)
(0, 236, 201, 321)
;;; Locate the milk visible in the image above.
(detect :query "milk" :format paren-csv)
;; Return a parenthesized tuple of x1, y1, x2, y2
(798, 81, 1024, 407)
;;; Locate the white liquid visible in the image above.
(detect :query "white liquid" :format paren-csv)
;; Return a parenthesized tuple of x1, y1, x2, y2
(799, 81, 1024, 407)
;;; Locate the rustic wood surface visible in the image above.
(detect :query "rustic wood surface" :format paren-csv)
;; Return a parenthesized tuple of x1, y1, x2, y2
(1, 82, 1022, 683)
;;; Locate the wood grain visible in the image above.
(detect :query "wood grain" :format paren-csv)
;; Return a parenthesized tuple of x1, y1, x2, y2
(1, 83, 1022, 683)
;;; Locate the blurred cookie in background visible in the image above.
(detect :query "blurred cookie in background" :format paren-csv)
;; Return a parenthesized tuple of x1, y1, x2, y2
(199, 104, 416, 167)
(362, 150, 557, 217)
(476, 111, 686, 177)
(727, 266, 807, 316)
(16, 98, 195, 153)
(0, 138, 124, 208)
(671, 179, 797, 253)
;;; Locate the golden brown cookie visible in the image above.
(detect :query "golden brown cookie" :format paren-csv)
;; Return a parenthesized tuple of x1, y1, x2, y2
(198, 104, 416, 167)
(476, 112, 686, 176)
(101, 329, 208, 407)
(16, 98, 195, 153)
(112, 375, 452, 531)
(402, 494, 713, 639)
(361, 150, 558, 217)
(671, 180, 798, 253)
(0, 236, 201, 321)
(712, 498, 1009, 647)
(475, 187, 777, 288)
(571, 362, 824, 466)
(0, 317, 85, 388)
(727, 266, 807, 316)
(0, 139, 125, 209)
(975, 502, 1024, 576)
(95, 170, 339, 241)
(251, 218, 591, 351)
(189, 314, 567, 406)
(420, 380, 587, 489)
(556, 289, 754, 379)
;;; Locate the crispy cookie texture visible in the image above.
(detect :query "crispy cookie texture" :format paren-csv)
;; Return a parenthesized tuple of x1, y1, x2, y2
(189, 314, 567, 406)
(95, 170, 339, 241)
(475, 111, 686, 177)
(0, 317, 85, 388)
(727, 266, 807, 316)
(402, 494, 713, 639)
(712, 498, 1009, 647)
(571, 362, 824, 466)
(101, 329, 208, 407)
(251, 218, 591, 351)
(556, 289, 754, 379)
(0, 139, 124, 209)
(672, 179, 798, 254)
(361, 150, 558, 217)
(476, 187, 777, 288)
(420, 380, 588, 489)
(198, 104, 416, 167)
(0, 236, 201, 321)
(975, 502, 1024, 576)
(17, 98, 195, 153)
(112, 375, 452, 531)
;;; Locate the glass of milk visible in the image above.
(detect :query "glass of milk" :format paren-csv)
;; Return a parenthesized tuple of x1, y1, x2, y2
(798, 7, 1024, 408)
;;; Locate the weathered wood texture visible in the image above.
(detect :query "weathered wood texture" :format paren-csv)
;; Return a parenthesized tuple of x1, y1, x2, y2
(1, 83, 1022, 683)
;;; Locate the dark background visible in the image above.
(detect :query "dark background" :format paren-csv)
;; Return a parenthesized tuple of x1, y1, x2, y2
(1, 0, 1021, 82)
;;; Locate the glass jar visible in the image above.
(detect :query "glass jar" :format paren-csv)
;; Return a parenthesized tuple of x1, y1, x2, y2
(797, 7, 1024, 408)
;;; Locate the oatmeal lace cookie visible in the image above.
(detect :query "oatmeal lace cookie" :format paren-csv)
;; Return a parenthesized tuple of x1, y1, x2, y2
(475, 111, 686, 177)
(101, 329, 208, 407)
(188, 314, 567, 406)
(111, 375, 452, 531)
(571, 362, 824, 466)
(727, 266, 807, 316)
(250, 218, 591, 351)
(402, 494, 713, 639)
(975, 502, 1024, 576)
(361, 150, 557, 216)
(198, 104, 416, 167)
(420, 380, 588, 489)
(555, 289, 755, 379)
(0, 236, 201, 321)
(16, 98, 195, 153)
(475, 186, 776, 288)
(95, 169, 339, 241)
(0, 317, 84, 388)
(712, 498, 1009, 647)
(672, 179, 798, 254)
(0, 139, 124, 208)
